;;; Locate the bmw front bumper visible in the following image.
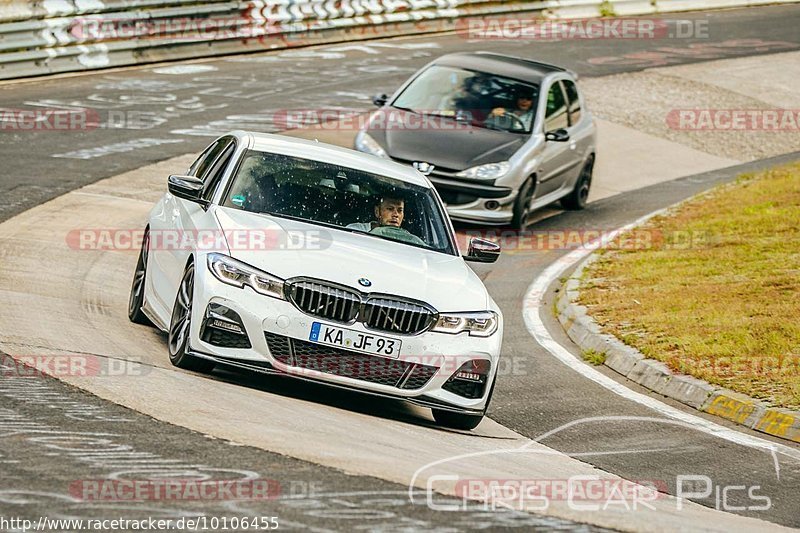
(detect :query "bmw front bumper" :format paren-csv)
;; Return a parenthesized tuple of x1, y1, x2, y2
(187, 259, 503, 414)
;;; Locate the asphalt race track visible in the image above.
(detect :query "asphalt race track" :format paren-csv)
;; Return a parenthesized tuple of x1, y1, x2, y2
(0, 4, 799, 531)
(1, 5, 799, 221)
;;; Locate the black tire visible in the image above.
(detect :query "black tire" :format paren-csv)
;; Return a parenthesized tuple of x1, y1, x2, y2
(510, 177, 536, 230)
(561, 156, 594, 210)
(432, 409, 484, 431)
(128, 230, 153, 326)
(168, 263, 215, 373)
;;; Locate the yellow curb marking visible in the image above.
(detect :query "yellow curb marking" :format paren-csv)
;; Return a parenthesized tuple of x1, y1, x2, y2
(755, 410, 797, 441)
(705, 395, 754, 425)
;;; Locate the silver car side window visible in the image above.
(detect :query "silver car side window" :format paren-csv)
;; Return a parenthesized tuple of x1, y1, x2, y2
(544, 82, 569, 132)
(562, 79, 582, 126)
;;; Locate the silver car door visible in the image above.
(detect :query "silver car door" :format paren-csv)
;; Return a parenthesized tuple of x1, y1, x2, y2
(535, 81, 577, 197)
(561, 79, 593, 185)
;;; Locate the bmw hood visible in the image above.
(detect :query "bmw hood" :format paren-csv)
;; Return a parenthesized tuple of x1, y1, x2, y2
(368, 109, 526, 171)
(213, 207, 489, 312)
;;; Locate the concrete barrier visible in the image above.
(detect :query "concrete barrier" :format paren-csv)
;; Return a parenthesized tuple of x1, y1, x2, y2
(0, 0, 798, 80)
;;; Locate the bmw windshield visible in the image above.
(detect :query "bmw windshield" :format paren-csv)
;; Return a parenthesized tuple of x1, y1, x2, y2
(392, 65, 540, 133)
(222, 150, 457, 255)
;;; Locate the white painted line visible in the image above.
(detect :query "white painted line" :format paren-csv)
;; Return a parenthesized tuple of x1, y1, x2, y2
(152, 65, 219, 75)
(521, 210, 800, 463)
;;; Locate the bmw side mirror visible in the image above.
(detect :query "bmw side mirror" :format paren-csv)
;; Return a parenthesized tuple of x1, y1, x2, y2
(168, 174, 204, 202)
(464, 237, 501, 263)
(545, 129, 570, 142)
(372, 93, 388, 107)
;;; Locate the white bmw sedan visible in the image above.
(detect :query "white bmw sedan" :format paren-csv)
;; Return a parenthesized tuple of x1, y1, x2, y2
(128, 131, 503, 430)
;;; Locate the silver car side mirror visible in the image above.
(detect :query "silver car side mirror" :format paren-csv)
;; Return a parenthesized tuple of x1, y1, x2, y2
(545, 129, 570, 142)
(413, 161, 435, 176)
(372, 93, 388, 107)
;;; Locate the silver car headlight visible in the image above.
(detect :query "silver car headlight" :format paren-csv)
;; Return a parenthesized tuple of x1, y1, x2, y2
(431, 311, 499, 337)
(456, 161, 510, 180)
(355, 130, 389, 159)
(207, 253, 284, 300)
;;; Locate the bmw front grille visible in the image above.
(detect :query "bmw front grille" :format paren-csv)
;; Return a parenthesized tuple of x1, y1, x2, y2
(285, 278, 436, 335)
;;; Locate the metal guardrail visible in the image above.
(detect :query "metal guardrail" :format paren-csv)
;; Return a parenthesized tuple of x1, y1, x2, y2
(0, 0, 796, 80)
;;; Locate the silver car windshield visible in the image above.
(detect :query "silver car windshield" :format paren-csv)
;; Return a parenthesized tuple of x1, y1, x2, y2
(392, 65, 539, 133)
(222, 150, 457, 255)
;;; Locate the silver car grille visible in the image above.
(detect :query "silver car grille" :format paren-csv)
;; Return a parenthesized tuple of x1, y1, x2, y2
(285, 278, 436, 335)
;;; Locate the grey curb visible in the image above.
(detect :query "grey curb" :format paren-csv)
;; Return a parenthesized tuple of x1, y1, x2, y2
(556, 254, 800, 444)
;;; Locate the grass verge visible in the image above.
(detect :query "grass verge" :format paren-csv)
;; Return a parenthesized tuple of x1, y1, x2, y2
(583, 349, 607, 366)
(580, 163, 800, 409)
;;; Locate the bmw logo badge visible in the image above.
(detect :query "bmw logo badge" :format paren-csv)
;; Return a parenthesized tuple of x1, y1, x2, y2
(358, 278, 372, 287)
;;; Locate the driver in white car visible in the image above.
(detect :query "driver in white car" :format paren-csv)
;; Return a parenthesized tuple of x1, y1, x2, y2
(347, 196, 426, 246)
(347, 196, 405, 232)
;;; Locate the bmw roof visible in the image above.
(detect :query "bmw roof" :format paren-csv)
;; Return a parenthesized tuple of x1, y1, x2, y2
(231, 131, 431, 188)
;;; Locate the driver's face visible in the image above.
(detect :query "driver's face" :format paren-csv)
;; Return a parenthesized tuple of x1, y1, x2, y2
(375, 199, 404, 227)
(517, 96, 533, 111)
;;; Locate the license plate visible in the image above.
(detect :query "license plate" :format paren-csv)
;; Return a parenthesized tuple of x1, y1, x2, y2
(309, 322, 401, 359)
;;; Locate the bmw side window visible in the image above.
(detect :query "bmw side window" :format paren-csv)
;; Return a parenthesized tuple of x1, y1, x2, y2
(188, 138, 229, 180)
(544, 82, 569, 132)
(201, 142, 236, 201)
(563, 80, 582, 126)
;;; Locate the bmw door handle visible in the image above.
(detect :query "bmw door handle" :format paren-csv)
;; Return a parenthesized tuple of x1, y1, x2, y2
(569, 140, 577, 150)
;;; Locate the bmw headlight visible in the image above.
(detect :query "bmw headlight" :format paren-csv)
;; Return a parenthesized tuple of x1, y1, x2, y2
(207, 253, 284, 299)
(456, 161, 510, 180)
(355, 130, 388, 159)
(432, 311, 498, 337)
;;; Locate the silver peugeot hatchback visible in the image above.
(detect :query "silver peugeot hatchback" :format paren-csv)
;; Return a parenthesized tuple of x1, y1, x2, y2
(355, 52, 597, 229)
